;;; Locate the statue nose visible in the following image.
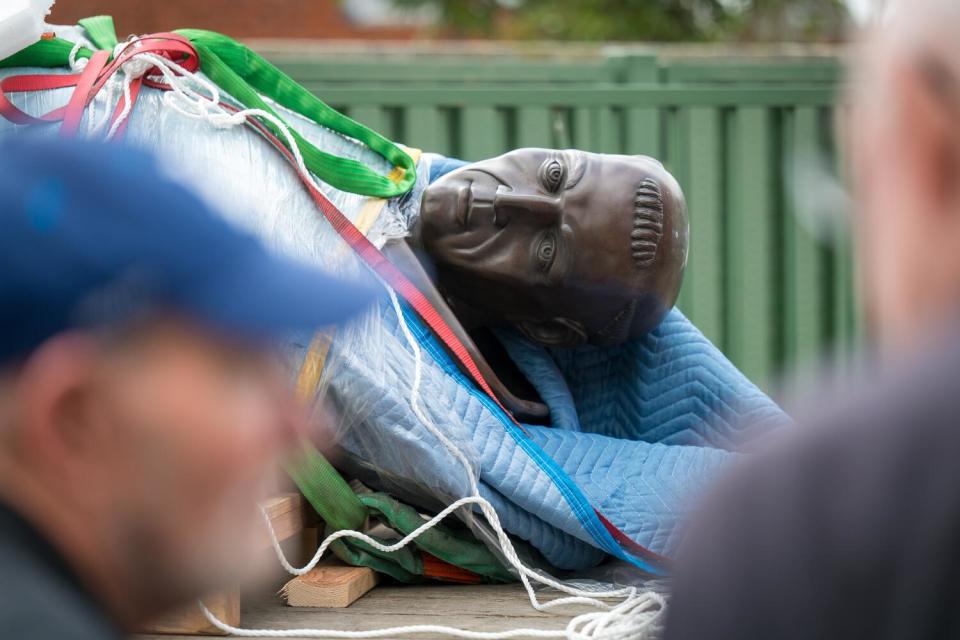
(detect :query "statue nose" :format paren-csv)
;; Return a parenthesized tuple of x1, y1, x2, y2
(493, 186, 562, 228)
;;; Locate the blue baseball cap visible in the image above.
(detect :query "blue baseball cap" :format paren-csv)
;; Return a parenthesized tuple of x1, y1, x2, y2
(0, 136, 380, 362)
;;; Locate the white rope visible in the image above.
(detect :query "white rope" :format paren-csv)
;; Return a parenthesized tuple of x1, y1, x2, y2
(93, 36, 666, 639)
(67, 39, 86, 71)
(66, 38, 106, 136)
(220, 290, 665, 639)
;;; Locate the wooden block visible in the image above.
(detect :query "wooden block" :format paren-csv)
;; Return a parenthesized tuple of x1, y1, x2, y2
(299, 527, 319, 567)
(138, 494, 305, 636)
(142, 591, 240, 636)
(258, 493, 306, 548)
(281, 565, 379, 609)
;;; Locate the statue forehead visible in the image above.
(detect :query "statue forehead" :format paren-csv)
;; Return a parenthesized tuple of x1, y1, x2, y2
(472, 148, 664, 185)
(429, 147, 664, 196)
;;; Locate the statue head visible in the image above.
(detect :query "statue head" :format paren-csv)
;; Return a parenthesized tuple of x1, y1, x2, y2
(417, 148, 688, 347)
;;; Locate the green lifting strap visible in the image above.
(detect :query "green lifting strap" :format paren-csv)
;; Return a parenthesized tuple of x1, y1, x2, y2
(284, 442, 421, 582)
(1, 15, 515, 584)
(286, 442, 513, 584)
(360, 492, 514, 583)
(0, 15, 417, 199)
(78, 15, 119, 50)
(0, 37, 89, 68)
(286, 442, 367, 531)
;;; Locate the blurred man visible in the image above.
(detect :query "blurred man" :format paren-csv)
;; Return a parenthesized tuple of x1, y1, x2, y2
(0, 136, 375, 638)
(665, 1, 960, 638)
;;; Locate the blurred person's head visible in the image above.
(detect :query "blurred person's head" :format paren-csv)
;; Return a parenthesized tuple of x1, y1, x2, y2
(0, 317, 297, 620)
(851, 0, 960, 353)
(0, 137, 375, 627)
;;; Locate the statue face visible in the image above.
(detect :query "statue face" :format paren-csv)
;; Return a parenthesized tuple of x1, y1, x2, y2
(418, 148, 688, 347)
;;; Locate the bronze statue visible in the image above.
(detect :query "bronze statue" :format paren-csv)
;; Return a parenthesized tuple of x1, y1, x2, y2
(384, 149, 689, 420)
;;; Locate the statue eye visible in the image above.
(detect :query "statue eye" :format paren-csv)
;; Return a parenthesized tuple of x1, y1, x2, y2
(539, 159, 566, 193)
(536, 232, 558, 270)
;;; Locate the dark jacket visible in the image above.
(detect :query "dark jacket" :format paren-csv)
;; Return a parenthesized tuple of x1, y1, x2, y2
(0, 503, 122, 639)
(666, 336, 960, 640)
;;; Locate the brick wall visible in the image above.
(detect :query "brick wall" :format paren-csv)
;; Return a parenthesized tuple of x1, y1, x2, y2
(48, 0, 421, 40)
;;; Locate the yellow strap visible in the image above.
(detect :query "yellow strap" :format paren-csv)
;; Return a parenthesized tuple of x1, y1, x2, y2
(295, 332, 334, 402)
(295, 148, 423, 400)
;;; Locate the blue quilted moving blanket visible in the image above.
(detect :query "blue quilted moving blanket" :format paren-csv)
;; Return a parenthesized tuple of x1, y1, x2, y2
(497, 311, 786, 449)
(0, 63, 786, 573)
(323, 155, 789, 573)
(330, 300, 787, 572)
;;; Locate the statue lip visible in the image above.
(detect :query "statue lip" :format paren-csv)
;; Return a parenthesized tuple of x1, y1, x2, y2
(455, 182, 474, 229)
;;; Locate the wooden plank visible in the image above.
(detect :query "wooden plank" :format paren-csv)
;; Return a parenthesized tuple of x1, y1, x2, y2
(664, 107, 693, 314)
(726, 106, 776, 385)
(273, 56, 839, 86)
(142, 592, 239, 637)
(611, 54, 660, 84)
(139, 584, 595, 640)
(625, 106, 660, 157)
(663, 60, 842, 85)
(301, 86, 836, 109)
(257, 493, 307, 549)
(274, 60, 613, 85)
(281, 565, 379, 609)
(350, 106, 386, 137)
(404, 105, 444, 153)
(784, 106, 827, 369)
(516, 106, 553, 148)
(550, 108, 573, 148)
(139, 494, 305, 636)
(828, 106, 859, 354)
(461, 106, 502, 161)
(832, 215, 855, 350)
(685, 106, 724, 347)
(383, 107, 404, 143)
(661, 107, 687, 180)
(593, 106, 621, 154)
(572, 107, 594, 150)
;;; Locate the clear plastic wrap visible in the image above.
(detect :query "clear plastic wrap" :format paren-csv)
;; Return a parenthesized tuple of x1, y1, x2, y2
(0, 32, 767, 590)
(0, 29, 499, 556)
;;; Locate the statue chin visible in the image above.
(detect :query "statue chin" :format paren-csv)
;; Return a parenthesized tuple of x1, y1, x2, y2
(416, 147, 689, 347)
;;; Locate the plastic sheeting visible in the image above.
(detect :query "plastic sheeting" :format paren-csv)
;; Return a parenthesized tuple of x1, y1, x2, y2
(0, 34, 787, 576)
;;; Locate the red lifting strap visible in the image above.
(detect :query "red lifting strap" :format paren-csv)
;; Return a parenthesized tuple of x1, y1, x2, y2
(0, 34, 198, 137)
(0, 34, 666, 567)
(234, 106, 514, 416)
(235, 108, 668, 567)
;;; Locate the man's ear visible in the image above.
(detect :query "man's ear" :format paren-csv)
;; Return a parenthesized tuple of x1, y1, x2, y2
(15, 333, 103, 471)
(903, 55, 960, 214)
(517, 318, 587, 347)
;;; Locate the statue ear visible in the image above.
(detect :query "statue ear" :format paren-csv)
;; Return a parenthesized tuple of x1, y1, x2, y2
(517, 318, 587, 347)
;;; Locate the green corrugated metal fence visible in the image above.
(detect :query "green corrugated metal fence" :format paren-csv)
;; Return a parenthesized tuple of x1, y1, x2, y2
(265, 50, 855, 388)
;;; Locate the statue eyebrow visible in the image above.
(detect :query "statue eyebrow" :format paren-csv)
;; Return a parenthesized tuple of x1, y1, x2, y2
(562, 150, 587, 189)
